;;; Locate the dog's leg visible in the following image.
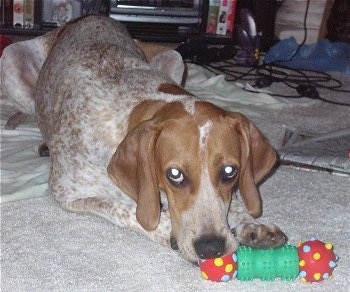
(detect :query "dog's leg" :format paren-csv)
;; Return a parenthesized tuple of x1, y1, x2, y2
(38, 143, 50, 157)
(4, 111, 28, 129)
(48, 145, 172, 248)
(228, 195, 287, 249)
(1, 31, 57, 128)
(62, 196, 172, 247)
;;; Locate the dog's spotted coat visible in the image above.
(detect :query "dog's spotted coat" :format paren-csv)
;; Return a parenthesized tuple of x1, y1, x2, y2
(2, 15, 287, 262)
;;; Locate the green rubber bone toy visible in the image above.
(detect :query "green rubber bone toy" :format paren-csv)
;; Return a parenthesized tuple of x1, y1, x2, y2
(198, 238, 338, 282)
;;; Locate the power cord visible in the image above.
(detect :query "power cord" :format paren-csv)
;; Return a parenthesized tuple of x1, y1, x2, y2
(278, 0, 310, 63)
(183, 0, 349, 106)
(190, 60, 350, 106)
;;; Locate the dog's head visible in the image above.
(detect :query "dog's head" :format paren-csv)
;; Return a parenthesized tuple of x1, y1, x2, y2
(107, 97, 276, 262)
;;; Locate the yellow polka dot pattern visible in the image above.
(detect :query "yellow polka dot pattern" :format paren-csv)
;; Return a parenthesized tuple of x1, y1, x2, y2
(225, 264, 233, 273)
(201, 271, 209, 280)
(198, 253, 237, 282)
(313, 273, 321, 281)
(313, 252, 321, 260)
(325, 243, 333, 250)
(214, 258, 224, 267)
(297, 239, 338, 282)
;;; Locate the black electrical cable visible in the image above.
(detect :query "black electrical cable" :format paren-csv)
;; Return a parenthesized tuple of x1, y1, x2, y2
(277, 0, 310, 63)
(184, 0, 350, 106)
(186, 60, 350, 106)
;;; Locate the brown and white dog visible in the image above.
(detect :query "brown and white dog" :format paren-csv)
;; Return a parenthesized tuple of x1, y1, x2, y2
(1, 15, 287, 262)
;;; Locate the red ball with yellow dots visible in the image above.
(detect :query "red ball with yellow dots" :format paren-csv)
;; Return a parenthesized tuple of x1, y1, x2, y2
(297, 239, 338, 282)
(198, 253, 238, 282)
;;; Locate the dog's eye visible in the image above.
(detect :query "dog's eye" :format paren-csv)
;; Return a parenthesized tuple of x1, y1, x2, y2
(166, 168, 184, 185)
(221, 165, 237, 182)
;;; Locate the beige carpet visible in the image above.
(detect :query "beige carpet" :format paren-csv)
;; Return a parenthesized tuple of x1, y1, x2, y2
(1, 63, 349, 291)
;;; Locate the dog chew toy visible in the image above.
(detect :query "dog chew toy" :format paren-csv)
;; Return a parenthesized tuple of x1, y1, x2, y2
(198, 238, 338, 283)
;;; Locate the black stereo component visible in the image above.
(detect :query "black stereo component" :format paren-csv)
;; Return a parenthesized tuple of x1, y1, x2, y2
(109, 0, 280, 50)
(109, 0, 206, 42)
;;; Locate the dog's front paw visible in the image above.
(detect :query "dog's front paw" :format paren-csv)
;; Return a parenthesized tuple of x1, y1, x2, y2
(236, 223, 288, 249)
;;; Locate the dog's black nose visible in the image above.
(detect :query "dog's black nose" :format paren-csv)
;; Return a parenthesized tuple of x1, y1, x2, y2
(194, 236, 226, 259)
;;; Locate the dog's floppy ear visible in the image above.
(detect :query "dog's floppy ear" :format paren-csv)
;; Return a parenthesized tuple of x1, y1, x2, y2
(107, 120, 161, 231)
(229, 113, 277, 218)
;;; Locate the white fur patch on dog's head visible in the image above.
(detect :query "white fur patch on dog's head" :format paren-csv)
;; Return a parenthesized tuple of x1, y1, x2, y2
(198, 120, 213, 150)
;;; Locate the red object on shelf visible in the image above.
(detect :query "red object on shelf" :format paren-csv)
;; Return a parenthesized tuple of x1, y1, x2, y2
(0, 35, 12, 57)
